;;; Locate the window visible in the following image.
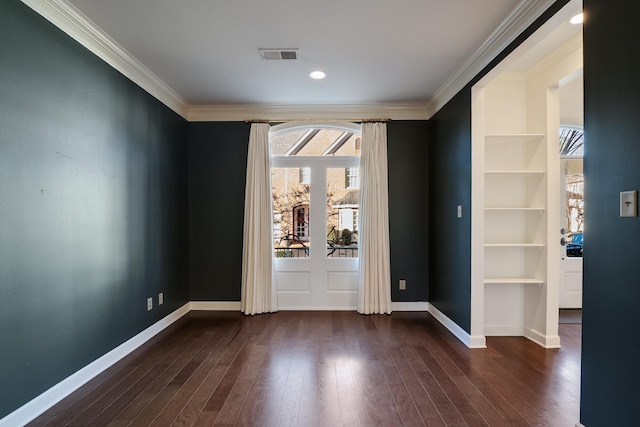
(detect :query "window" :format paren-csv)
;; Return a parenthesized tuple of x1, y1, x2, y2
(353, 209, 359, 233)
(271, 124, 361, 259)
(346, 167, 359, 189)
(294, 205, 309, 239)
(299, 167, 310, 184)
(560, 126, 584, 258)
(559, 126, 584, 157)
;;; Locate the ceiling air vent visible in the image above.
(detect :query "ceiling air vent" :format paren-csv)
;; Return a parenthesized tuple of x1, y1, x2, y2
(259, 48, 299, 60)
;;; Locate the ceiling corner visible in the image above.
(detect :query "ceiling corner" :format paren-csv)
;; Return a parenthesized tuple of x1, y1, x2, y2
(20, 0, 190, 119)
(430, 0, 557, 116)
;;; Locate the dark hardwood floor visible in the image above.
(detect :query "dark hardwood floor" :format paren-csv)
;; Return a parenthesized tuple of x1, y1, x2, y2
(28, 311, 581, 426)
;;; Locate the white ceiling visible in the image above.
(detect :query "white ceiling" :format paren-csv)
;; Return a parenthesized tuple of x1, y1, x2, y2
(29, 0, 581, 119)
(66, 0, 519, 105)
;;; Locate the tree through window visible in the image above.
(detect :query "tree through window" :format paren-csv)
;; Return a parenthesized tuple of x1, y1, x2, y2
(271, 125, 361, 258)
(560, 126, 584, 257)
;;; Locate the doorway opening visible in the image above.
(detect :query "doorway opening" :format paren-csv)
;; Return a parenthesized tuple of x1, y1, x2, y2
(559, 124, 584, 311)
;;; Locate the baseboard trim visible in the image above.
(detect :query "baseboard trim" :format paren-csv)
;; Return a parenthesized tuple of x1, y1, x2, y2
(190, 301, 241, 311)
(525, 328, 561, 349)
(2, 299, 487, 424)
(484, 325, 524, 336)
(192, 301, 431, 312)
(391, 301, 429, 311)
(0, 302, 191, 427)
(427, 303, 486, 349)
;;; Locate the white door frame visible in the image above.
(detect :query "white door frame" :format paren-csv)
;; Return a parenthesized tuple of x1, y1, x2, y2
(559, 156, 584, 308)
(271, 122, 361, 310)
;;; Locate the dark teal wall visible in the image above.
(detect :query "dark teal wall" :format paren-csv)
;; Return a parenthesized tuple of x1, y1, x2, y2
(581, 0, 640, 424)
(188, 122, 250, 301)
(188, 121, 430, 302)
(427, 0, 571, 335)
(388, 121, 430, 302)
(428, 91, 472, 331)
(0, 0, 189, 418)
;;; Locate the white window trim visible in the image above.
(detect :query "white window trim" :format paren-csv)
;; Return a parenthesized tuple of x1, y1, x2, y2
(270, 121, 361, 137)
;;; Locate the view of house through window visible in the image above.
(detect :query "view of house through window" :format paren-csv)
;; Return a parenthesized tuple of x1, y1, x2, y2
(327, 168, 359, 258)
(271, 127, 360, 258)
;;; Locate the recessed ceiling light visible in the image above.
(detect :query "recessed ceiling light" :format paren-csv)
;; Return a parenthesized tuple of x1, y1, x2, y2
(309, 70, 326, 80)
(570, 13, 583, 25)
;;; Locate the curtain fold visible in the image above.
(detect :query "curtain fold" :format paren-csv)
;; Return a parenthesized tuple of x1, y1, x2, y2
(241, 123, 277, 315)
(358, 122, 392, 314)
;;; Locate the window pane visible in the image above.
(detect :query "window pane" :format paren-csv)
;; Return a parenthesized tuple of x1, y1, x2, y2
(566, 173, 584, 258)
(559, 127, 584, 157)
(271, 129, 360, 156)
(345, 167, 359, 189)
(327, 168, 358, 258)
(272, 168, 310, 258)
(299, 167, 310, 184)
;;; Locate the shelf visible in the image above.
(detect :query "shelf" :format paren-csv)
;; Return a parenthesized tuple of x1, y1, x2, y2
(485, 207, 545, 212)
(484, 277, 544, 285)
(485, 170, 545, 175)
(485, 243, 544, 248)
(485, 134, 545, 141)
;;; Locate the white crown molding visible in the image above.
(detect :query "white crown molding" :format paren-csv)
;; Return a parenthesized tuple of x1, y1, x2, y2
(187, 103, 430, 122)
(20, 0, 190, 119)
(20, 0, 557, 122)
(19, 0, 429, 123)
(429, 0, 557, 117)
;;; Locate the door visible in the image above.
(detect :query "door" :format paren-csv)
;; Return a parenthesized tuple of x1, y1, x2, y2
(271, 124, 361, 309)
(559, 154, 584, 308)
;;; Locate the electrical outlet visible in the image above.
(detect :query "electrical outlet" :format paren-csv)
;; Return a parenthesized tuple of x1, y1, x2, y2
(399, 279, 406, 290)
(147, 297, 153, 311)
(158, 292, 164, 305)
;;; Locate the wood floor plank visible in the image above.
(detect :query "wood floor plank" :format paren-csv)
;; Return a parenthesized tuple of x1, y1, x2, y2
(62, 326, 203, 426)
(145, 327, 229, 426)
(400, 319, 511, 427)
(214, 342, 270, 425)
(37, 319, 197, 426)
(105, 328, 221, 426)
(28, 311, 581, 427)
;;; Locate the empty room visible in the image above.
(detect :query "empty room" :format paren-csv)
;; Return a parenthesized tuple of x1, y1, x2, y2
(2, 0, 639, 426)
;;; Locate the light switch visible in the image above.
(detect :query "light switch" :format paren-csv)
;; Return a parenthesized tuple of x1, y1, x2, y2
(457, 205, 462, 218)
(620, 191, 638, 217)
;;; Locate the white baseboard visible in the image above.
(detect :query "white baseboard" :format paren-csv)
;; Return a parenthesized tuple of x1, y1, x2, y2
(427, 303, 486, 349)
(0, 303, 191, 427)
(484, 325, 524, 336)
(525, 328, 561, 349)
(1, 299, 489, 425)
(391, 301, 429, 311)
(484, 326, 562, 349)
(190, 301, 241, 311)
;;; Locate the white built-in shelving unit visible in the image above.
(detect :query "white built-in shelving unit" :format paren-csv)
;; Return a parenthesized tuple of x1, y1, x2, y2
(471, 73, 561, 349)
(484, 134, 547, 287)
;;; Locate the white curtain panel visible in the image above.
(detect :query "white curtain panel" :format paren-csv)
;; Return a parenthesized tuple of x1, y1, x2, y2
(241, 123, 277, 315)
(358, 122, 392, 314)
